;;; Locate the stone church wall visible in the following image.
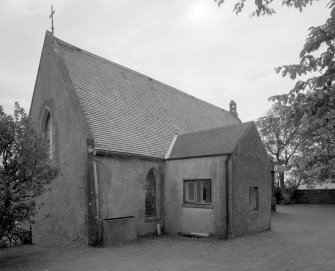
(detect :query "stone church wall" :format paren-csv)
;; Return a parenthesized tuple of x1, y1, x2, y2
(29, 34, 93, 245)
(92, 155, 165, 237)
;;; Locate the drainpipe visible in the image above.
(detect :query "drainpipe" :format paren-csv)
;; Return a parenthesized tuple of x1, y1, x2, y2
(92, 161, 103, 245)
(225, 154, 232, 239)
(92, 161, 100, 220)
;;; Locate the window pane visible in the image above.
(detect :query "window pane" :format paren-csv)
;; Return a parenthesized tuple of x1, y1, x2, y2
(197, 180, 211, 203)
(203, 180, 211, 203)
(45, 113, 52, 158)
(145, 169, 156, 217)
(185, 181, 196, 202)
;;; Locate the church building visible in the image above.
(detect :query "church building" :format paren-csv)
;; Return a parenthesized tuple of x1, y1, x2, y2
(29, 31, 272, 245)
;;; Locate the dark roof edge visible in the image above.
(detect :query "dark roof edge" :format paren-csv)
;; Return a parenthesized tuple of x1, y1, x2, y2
(166, 153, 230, 161)
(94, 123, 254, 161)
(93, 149, 164, 161)
(50, 32, 236, 118)
(178, 121, 254, 137)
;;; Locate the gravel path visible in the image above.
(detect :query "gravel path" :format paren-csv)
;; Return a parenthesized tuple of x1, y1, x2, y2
(1, 204, 335, 271)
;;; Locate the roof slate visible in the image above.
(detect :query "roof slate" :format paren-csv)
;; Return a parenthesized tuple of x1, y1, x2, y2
(50, 32, 241, 158)
(168, 122, 254, 159)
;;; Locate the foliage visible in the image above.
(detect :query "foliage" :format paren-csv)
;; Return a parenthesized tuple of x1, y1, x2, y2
(215, 0, 323, 16)
(256, 104, 302, 190)
(215, 0, 335, 185)
(272, 1, 335, 183)
(0, 103, 57, 237)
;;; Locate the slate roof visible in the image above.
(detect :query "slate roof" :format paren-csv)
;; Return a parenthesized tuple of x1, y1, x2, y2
(49, 32, 241, 158)
(168, 122, 254, 159)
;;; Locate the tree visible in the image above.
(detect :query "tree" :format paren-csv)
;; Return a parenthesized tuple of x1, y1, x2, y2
(215, 0, 335, 183)
(256, 104, 301, 193)
(0, 103, 57, 238)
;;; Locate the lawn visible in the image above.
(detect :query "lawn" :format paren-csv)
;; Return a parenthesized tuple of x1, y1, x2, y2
(1, 204, 335, 271)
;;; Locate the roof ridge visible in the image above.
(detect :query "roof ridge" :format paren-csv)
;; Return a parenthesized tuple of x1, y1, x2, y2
(178, 121, 254, 137)
(49, 32, 234, 116)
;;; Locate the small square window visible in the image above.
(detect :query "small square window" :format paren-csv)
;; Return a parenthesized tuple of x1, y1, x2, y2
(184, 180, 211, 204)
(249, 186, 259, 211)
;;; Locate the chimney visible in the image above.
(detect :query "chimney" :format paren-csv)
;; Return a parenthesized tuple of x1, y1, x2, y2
(229, 100, 238, 116)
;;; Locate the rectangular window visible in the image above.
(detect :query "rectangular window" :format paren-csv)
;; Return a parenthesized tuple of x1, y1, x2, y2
(249, 186, 259, 211)
(184, 179, 212, 204)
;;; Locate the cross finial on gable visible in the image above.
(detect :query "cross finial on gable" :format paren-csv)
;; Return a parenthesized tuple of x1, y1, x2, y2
(49, 5, 55, 35)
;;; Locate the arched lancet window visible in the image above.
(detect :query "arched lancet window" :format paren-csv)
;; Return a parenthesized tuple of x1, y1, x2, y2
(145, 169, 156, 217)
(44, 111, 53, 159)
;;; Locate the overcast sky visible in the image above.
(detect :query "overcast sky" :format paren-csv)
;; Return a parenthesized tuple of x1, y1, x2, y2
(0, 0, 330, 121)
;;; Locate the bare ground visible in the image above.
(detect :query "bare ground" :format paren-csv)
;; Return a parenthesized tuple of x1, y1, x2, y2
(1, 204, 335, 271)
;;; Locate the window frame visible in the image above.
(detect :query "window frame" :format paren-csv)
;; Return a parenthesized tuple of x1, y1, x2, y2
(183, 179, 212, 206)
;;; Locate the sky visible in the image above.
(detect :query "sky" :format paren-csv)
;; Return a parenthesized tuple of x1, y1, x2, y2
(0, 0, 330, 122)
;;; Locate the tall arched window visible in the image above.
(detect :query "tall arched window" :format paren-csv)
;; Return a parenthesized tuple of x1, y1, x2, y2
(44, 112, 53, 159)
(145, 169, 156, 217)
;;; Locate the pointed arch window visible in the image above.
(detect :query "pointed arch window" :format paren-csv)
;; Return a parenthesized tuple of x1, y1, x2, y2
(44, 112, 53, 159)
(145, 169, 156, 217)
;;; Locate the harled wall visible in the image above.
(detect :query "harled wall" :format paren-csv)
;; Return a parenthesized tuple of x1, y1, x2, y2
(29, 33, 92, 245)
(231, 124, 272, 237)
(165, 156, 228, 237)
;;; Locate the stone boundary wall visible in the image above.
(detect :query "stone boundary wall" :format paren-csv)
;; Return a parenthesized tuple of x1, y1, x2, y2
(294, 189, 335, 204)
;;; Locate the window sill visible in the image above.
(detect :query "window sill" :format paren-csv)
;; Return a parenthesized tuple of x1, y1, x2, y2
(145, 216, 161, 222)
(182, 203, 213, 209)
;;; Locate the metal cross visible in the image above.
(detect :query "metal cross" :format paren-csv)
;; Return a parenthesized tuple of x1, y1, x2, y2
(50, 5, 55, 34)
